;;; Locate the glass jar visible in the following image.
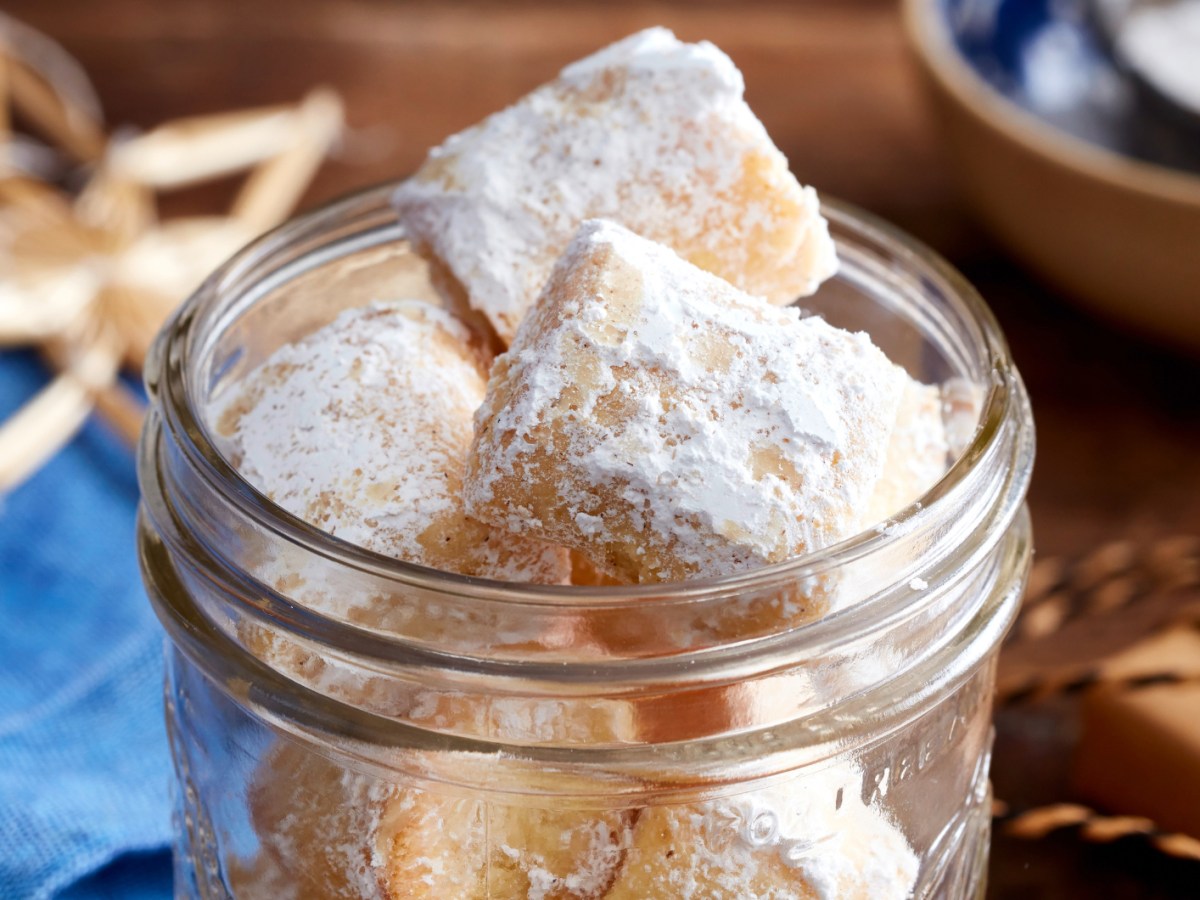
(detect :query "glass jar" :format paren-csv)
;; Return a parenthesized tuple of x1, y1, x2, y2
(138, 184, 1034, 899)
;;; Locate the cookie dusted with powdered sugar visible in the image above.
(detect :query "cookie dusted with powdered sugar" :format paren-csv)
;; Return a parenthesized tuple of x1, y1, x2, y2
(243, 743, 393, 899)
(376, 791, 636, 899)
(463, 220, 905, 585)
(244, 743, 637, 900)
(210, 300, 569, 583)
(865, 375, 952, 525)
(393, 26, 837, 345)
(606, 762, 918, 899)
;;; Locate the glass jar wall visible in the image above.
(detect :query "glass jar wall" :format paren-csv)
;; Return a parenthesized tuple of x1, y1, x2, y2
(138, 185, 1034, 899)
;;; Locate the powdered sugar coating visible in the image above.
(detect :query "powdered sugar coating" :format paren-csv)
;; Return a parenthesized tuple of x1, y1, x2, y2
(209, 300, 568, 583)
(464, 220, 905, 584)
(248, 744, 637, 900)
(376, 792, 635, 899)
(247, 742, 394, 899)
(393, 26, 837, 344)
(865, 376, 951, 525)
(606, 762, 918, 899)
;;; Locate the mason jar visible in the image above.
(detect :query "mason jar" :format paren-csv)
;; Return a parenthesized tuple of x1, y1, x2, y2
(137, 184, 1034, 899)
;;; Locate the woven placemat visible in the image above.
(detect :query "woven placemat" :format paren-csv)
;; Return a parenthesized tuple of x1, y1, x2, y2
(989, 535, 1200, 897)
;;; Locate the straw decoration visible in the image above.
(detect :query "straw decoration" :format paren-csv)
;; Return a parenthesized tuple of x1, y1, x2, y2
(994, 800, 1200, 863)
(1000, 660, 1200, 707)
(997, 536, 1200, 708)
(1008, 536, 1199, 647)
(0, 14, 343, 493)
(992, 536, 1200, 863)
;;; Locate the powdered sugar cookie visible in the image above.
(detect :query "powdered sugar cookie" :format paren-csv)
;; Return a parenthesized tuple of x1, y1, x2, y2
(378, 791, 636, 899)
(865, 376, 951, 525)
(247, 743, 638, 900)
(605, 764, 918, 899)
(394, 27, 837, 344)
(464, 220, 904, 586)
(211, 300, 568, 583)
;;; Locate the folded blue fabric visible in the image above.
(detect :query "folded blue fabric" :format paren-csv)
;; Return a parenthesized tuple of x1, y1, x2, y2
(0, 353, 173, 899)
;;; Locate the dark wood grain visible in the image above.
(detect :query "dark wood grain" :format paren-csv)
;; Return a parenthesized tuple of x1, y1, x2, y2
(6, 1, 1199, 895)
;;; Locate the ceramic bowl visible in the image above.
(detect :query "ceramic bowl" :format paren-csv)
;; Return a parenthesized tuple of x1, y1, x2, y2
(904, 0, 1200, 351)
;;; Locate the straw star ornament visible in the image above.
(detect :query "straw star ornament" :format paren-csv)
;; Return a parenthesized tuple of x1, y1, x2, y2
(0, 14, 342, 492)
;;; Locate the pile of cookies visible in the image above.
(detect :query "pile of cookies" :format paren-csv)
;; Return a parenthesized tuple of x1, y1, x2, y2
(216, 26, 951, 600)
(212, 27, 949, 900)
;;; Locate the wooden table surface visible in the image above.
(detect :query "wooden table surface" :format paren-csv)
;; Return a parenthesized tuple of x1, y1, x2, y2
(8, 1, 1199, 896)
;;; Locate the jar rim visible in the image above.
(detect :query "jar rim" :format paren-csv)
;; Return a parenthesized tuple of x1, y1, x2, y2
(147, 183, 1031, 663)
(145, 505, 1030, 781)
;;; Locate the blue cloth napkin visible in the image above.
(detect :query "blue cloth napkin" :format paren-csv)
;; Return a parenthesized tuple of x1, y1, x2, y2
(0, 353, 173, 899)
